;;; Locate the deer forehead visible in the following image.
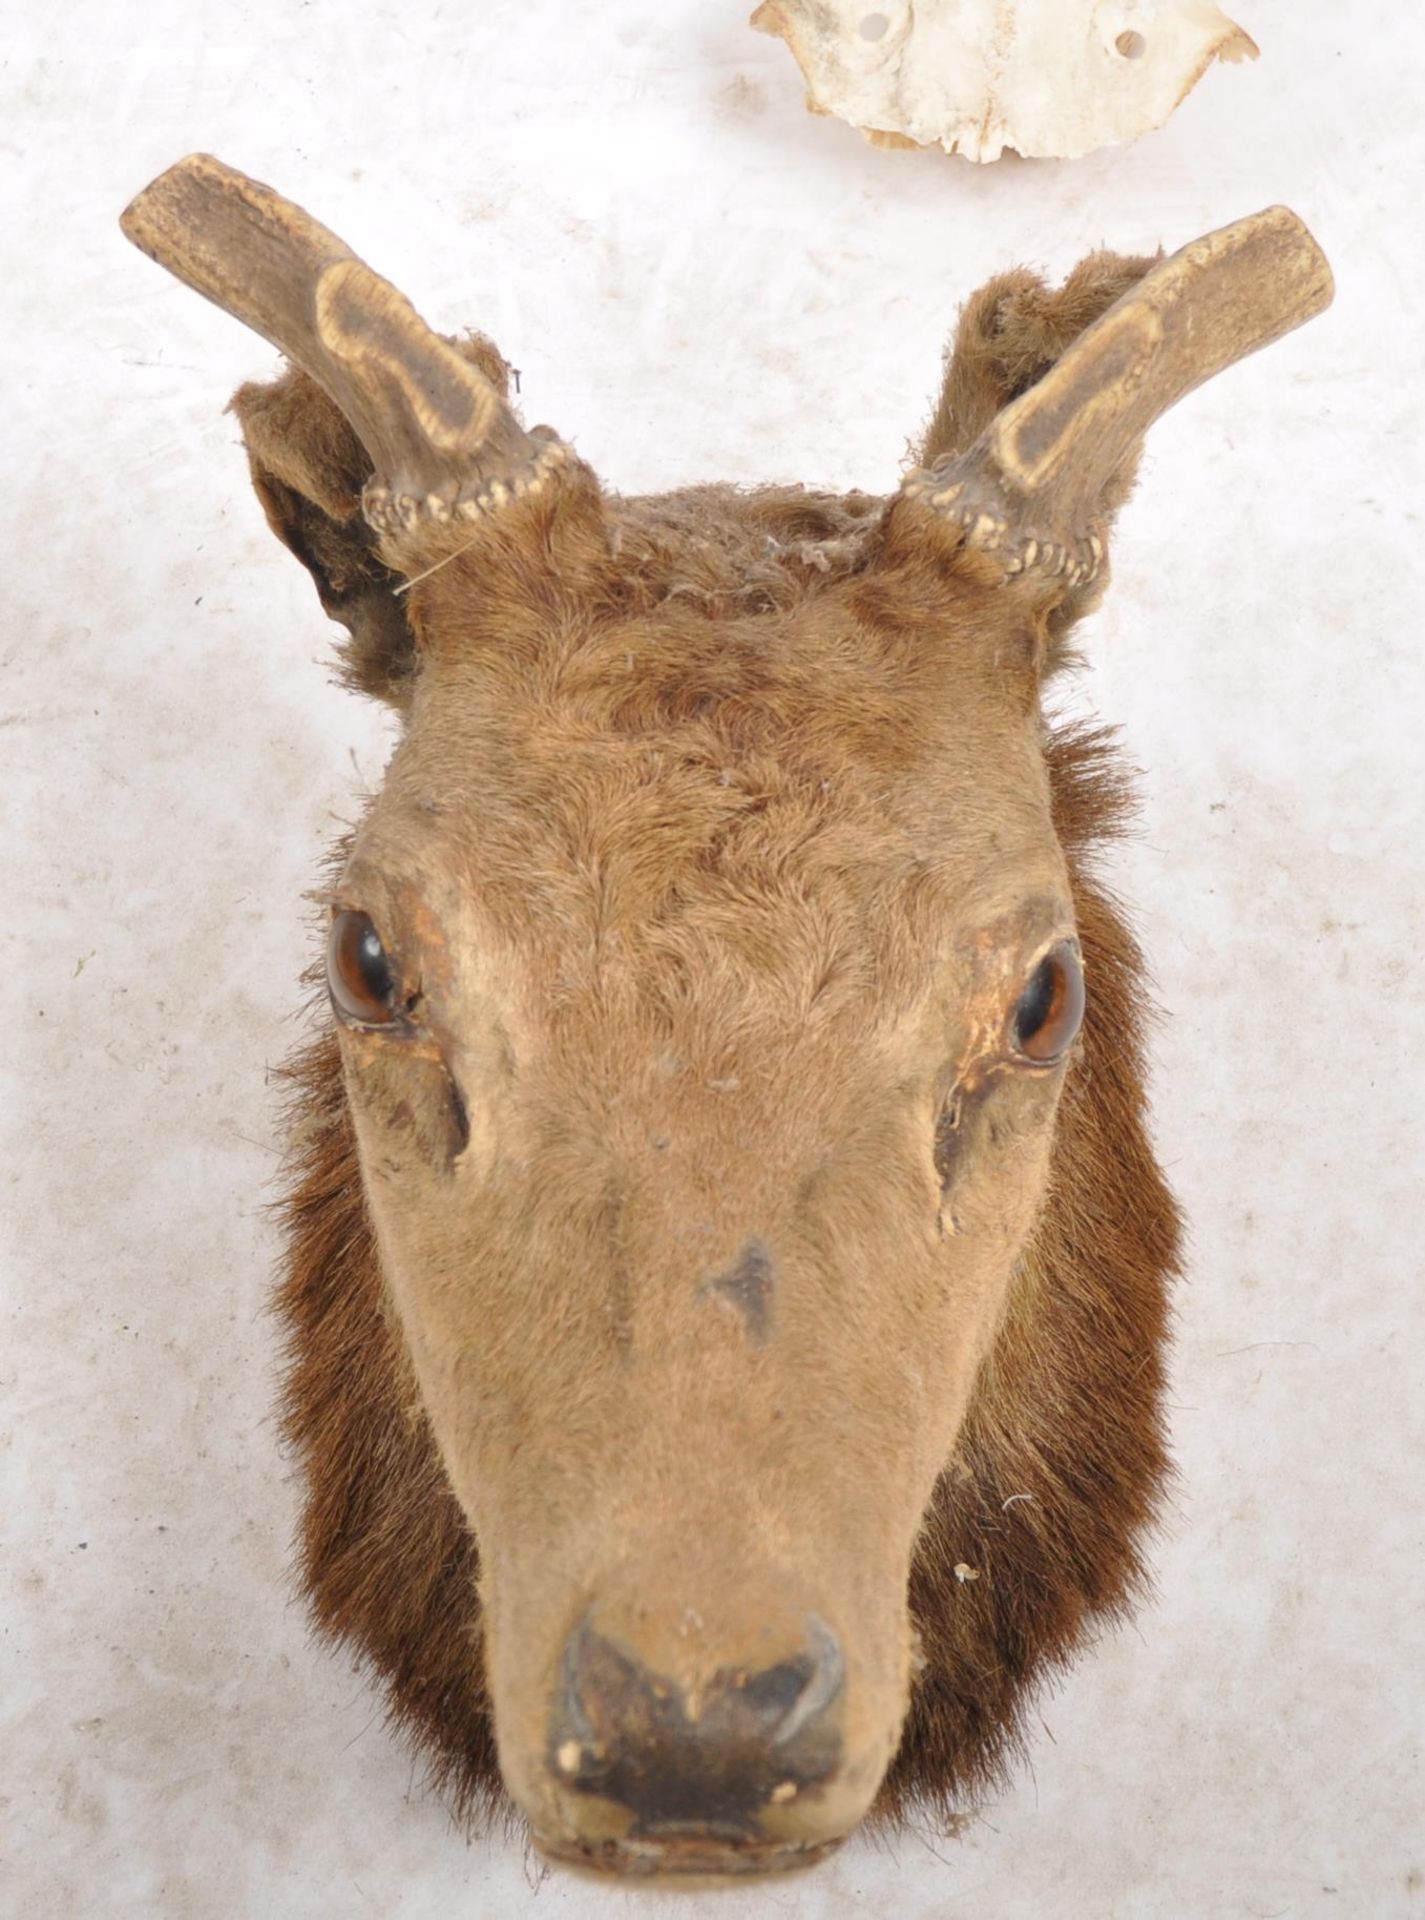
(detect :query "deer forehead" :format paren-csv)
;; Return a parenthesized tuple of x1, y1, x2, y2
(350, 599, 1066, 975)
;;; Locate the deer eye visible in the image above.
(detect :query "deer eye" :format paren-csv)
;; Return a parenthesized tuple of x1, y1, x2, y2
(328, 910, 401, 1027)
(1009, 941, 1084, 1063)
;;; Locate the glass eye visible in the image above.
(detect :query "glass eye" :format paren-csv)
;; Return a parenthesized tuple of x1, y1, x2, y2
(327, 909, 400, 1026)
(1010, 941, 1085, 1063)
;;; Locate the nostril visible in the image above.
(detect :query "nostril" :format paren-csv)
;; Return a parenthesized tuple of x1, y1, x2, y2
(741, 1658, 810, 1720)
(739, 1617, 846, 1746)
(556, 1617, 639, 1743)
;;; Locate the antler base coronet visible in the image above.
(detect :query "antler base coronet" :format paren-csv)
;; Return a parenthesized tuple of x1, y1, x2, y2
(362, 429, 573, 538)
(900, 466, 1106, 589)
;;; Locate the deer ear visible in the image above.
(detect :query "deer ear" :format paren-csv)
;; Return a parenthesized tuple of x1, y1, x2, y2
(231, 363, 416, 705)
(230, 330, 516, 705)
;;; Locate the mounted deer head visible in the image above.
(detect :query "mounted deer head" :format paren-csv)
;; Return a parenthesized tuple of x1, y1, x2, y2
(122, 156, 1331, 1881)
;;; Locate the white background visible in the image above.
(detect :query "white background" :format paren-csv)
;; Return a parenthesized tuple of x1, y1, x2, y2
(3, 3, 1421, 1916)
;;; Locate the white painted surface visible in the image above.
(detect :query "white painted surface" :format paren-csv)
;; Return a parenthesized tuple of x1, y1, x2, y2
(3, 3, 1421, 1915)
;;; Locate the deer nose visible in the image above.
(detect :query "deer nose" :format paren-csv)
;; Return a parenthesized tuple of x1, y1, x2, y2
(548, 1613, 846, 1836)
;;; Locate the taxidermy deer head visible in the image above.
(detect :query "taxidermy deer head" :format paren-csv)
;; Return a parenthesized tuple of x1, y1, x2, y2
(121, 155, 1330, 1881)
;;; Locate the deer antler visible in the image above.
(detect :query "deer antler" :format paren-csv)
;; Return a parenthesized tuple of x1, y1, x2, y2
(121, 154, 569, 538)
(900, 206, 1333, 588)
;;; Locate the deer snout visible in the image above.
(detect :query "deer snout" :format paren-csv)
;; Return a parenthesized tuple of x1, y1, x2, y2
(538, 1612, 853, 1873)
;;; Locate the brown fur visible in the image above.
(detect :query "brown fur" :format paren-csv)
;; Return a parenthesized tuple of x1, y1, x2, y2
(256, 253, 1182, 1838)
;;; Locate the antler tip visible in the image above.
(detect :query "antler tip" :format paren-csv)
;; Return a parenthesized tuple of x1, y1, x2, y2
(1210, 204, 1335, 327)
(120, 152, 226, 247)
(1265, 204, 1335, 312)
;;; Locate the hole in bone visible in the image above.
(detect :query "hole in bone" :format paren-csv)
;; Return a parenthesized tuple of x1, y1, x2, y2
(1115, 29, 1147, 58)
(859, 11, 889, 40)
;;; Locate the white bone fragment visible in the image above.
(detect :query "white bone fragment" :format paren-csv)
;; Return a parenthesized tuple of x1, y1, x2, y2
(751, 0, 1258, 162)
